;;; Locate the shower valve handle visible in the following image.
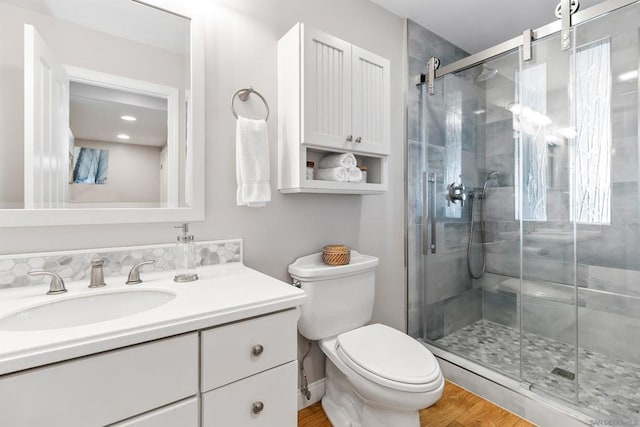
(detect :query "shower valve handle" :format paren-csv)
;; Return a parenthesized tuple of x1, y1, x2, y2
(446, 182, 467, 207)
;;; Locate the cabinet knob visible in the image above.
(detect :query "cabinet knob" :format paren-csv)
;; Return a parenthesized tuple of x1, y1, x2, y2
(252, 401, 264, 414)
(252, 344, 264, 356)
(355, 136, 362, 143)
(346, 135, 353, 142)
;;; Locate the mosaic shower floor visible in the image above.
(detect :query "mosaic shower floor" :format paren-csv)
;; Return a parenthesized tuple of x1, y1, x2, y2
(436, 320, 640, 421)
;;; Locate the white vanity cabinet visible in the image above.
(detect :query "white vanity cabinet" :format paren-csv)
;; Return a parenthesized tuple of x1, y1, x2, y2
(0, 309, 300, 427)
(278, 22, 390, 194)
(201, 309, 299, 427)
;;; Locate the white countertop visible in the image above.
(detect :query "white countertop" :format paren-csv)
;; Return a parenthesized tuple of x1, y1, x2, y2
(0, 263, 306, 376)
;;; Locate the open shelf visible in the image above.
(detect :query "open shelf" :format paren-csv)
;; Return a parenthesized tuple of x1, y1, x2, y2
(278, 146, 388, 194)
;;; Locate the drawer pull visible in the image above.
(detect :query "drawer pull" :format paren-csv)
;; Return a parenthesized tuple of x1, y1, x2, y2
(252, 344, 264, 356)
(252, 401, 264, 414)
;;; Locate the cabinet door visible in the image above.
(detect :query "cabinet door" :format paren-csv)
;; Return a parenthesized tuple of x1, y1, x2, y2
(202, 361, 297, 427)
(302, 25, 352, 150)
(351, 46, 390, 155)
(0, 333, 198, 427)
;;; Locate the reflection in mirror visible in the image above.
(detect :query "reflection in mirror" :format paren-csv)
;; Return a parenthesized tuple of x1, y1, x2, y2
(0, 0, 191, 210)
(71, 147, 109, 185)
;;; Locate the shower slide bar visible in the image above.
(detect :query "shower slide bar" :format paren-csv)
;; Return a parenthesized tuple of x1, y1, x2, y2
(415, 0, 640, 85)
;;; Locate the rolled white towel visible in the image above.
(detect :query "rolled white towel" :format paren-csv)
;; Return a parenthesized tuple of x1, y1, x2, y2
(318, 153, 357, 169)
(347, 167, 363, 183)
(316, 167, 348, 182)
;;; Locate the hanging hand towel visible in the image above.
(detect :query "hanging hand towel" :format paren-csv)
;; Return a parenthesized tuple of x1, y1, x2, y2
(318, 152, 357, 169)
(315, 167, 349, 182)
(347, 167, 363, 183)
(236, 116, 271, 207)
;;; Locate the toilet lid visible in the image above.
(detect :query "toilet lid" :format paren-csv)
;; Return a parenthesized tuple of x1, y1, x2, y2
(336, 324, 442, 392)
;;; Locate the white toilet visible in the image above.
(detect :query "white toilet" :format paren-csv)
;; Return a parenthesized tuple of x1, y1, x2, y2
(289, 251, 444, 427)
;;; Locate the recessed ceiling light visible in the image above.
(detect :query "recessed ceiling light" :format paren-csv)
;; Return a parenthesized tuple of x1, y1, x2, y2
(473, 109, 486, 115)
(117, 134, 130, 140)
(618, 70, 638, 82)
(121, 115, 137, 121)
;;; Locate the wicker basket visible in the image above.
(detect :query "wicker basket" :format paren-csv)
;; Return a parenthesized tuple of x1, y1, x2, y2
(322, 244, 350, 266)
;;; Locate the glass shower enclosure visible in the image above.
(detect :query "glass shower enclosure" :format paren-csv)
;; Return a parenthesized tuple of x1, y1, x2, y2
(408, 0, 640, 421)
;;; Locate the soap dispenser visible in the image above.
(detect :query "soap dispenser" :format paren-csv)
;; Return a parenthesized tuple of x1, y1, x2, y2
(174, 223, 198, 283)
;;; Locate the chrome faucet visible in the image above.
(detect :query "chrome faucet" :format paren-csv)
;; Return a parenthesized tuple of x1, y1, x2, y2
(126, 260, 155, 285)
(89, 258, 107, 288)
(28, 271, 67, 295)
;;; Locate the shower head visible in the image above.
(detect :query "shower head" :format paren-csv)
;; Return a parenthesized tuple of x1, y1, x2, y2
(475, 64, 498, 82)
(486, 171, 500, 180)
(481, 171, 500, 197)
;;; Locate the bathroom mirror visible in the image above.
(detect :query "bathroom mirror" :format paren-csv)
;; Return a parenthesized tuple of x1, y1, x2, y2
(0, 0, 205, 226)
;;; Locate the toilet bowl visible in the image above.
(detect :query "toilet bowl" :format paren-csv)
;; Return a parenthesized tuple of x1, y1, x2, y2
(319, 324, 443, 427)
(289, 251, 444, 426)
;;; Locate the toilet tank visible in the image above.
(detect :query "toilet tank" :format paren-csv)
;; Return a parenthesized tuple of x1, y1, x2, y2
(288, 251, 379, 341)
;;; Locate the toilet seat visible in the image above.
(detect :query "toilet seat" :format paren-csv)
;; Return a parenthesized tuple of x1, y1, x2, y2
(336, 324, 442, 393)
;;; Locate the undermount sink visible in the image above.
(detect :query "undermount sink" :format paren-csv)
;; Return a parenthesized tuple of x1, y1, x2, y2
(0, 290, 176, 331)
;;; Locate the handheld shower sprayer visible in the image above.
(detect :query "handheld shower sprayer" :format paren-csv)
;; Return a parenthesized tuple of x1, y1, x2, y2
(467, 171, 500, 279)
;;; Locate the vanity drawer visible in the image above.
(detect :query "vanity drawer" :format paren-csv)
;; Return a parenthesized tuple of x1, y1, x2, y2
(0, 333, 198, 427)
(202, 360, 297, 427)
(113, 397, 199, 427)
(200, 308, 298, 391)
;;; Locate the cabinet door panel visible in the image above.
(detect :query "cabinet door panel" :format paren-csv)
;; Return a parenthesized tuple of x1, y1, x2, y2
(0, 333, 198, 427)
(202, 361, 297, 427)
(351, 46, 390, 155)
(302, 25, 352, 150)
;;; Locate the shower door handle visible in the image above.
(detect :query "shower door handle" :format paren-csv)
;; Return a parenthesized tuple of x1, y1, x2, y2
(422, 172, 437, 255)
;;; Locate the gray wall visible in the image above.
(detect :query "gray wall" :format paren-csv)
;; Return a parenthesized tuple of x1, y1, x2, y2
(69, 140, 162, 205)
(0, 0, 406, 388)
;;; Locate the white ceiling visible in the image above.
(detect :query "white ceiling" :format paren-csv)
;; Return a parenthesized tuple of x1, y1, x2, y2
(370, 0, 604, 53)
(2, 0, 189, 54)
(70, 83, 168, 148)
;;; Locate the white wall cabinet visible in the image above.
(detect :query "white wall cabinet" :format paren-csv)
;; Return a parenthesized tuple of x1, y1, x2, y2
(278, 22, 390, 194)
(0, 309, 300, 427)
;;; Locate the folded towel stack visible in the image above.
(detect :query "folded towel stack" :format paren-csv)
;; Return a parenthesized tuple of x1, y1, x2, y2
(315, 153, 362, 183)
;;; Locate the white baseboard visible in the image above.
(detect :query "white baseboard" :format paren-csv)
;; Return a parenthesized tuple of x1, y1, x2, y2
(297, 378, 326, 410)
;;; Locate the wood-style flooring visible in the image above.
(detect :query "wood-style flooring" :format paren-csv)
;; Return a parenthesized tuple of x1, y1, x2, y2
(297, 380, 535, 427)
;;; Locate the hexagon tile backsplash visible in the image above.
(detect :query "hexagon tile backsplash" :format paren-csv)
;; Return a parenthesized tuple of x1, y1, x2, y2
(0, 239, 242, 289)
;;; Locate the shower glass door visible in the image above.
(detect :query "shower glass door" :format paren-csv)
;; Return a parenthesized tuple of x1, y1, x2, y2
(415, 49, 527, 379)
(570, 3, 640, 418)
(518, 30, 578, 404)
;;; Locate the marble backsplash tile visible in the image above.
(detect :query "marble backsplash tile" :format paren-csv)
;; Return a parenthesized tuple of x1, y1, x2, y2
(0, 240, 242, 289)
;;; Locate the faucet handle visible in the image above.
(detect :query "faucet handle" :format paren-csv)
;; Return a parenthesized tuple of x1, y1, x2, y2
(126, 260, 156, 285)
(29, 271, 67, 295)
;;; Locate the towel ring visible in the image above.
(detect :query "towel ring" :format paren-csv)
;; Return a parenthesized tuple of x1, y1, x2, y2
(231, 87, 269, 121)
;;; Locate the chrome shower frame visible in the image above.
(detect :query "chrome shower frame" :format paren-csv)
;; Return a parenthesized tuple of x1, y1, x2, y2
(414, 0, 640, 88)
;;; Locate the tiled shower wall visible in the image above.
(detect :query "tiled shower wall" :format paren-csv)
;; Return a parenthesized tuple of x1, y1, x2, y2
(406, 20, 479, 339)
(0, 239, 242, 289)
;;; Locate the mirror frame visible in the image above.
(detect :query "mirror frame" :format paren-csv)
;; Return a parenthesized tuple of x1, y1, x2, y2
(1, 0, 205, 227)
